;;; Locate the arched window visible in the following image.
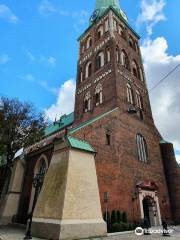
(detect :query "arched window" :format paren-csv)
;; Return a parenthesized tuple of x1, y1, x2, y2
(96, 52, 105, 70)
(126, 83, 134, 104)
(118, 25, 125, 38)
(136, 134, 148, 163)
(85, 61, 92, 79)
(116, 47, 120, 62)
(29, 156, 48, 213)
(105, 19, 109, 32)
(140, 68, 144, 82)
(95, 83, 103, 106)
(97, 26, 103, 39)
(129, 36, 134, 48)
(86, 36, 92, 49)
(106, 48, 111, 63)
(132, 60, 139, 78)
(136, 90, 143, 109)
(121, 50, 129, 69)
(82, 45, 85, 54)
(79, 68, 83, 82)
(84, 91, 91, 112)
(113, 19, 117, 31)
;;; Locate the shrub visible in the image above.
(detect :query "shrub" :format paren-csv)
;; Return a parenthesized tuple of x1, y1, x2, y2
(110, 222, 133, 232)
(117, 210, 122, 223)
(111, 210, 118, 224)
(122, 211, 128, 223)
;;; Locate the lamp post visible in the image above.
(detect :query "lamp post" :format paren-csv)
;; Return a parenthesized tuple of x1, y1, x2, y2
(24, 169, 45, 240)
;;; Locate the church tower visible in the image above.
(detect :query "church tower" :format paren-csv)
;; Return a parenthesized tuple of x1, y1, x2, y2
(74, 0, 153, 125)
(73, 0, 173, 225)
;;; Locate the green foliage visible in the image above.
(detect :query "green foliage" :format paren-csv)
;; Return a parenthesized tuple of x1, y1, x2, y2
(117, 210, 122, 223)
(122, 211, 128, 223)
(111, 210, 118, 224)
(0, 97, 47, 164)
(110, 222, 134, 233)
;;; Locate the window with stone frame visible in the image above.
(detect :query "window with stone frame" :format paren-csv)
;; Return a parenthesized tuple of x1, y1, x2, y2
(97, 25, 104, 39)
(129, 36, 134, 49)
(79, 68, 83, 83)
(105, 19, 109, 32)
(95, 52, 105, 70)
(86, 36, 92, 49)
(132, 60, 139, 78)
(85, 61, 92, 79)
(121, 50, 129, 69)
(84, 91, 91, 112)
(106, 47, 111, 63)
(113, 19, 117, 31)
(126, 83, 134, 104)
(118, 25, 125, 38)
(95, 83, 103, 106)
(116, 47, 120, 62)
(136, 90, 143, 109)
(140, 68, 144, 82)
(136, 134, 148, 163)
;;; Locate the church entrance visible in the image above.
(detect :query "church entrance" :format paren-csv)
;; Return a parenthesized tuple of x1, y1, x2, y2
(143, 196, 156, 227)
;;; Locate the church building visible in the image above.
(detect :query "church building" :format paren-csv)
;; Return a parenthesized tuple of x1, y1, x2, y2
(0, 0, 180, 237)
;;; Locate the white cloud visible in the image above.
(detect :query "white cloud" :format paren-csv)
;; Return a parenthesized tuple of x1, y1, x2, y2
(45, 79, 76, 121)
(24, 49, 35, 62)
(23, 74, 35, 82)
(39, 80, 58, 94)
(0, 4, 19, 24)
(0, 54, 10, 64)
(39, 0, 57, 16)
(40, 55, 57, 66)
(141, 37, 180, 154)
(137, 0, 166, 35)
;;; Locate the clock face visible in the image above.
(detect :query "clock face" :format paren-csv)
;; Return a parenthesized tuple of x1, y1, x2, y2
(90, 9, 100, 22)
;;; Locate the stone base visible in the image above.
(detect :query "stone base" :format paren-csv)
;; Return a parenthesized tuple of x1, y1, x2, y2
(32, 218, 107, 240)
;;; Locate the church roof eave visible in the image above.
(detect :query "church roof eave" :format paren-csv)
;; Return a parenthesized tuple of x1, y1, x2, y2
(77, 6, 140, 42)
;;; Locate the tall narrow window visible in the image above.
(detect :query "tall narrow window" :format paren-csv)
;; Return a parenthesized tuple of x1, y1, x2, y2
(106, 48, 111, 63)
(113, 19, 117, 31)
(79, 68, 83, 82)
(97, 26, 103, 39)
(96, 52, 105, 70)
(106, 134, 111, 145)
(121, 50, 129, 69)
(105, 19, 109, 32)
(86, 36, 92, 49)
(132, 60, 139, 78)
(140, 68, 144, 82)
(136, 134, 148, 163)
(126, 83, 134, 104)
(136, 90, 143, 109)
(95, 83, 103, 106)
(85, 61, 92, 79)
(116, 48, 120, 62)
(84, 91, 91, 112)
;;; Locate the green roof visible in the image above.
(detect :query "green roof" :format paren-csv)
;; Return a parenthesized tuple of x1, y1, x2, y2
(78, 6, 139, 41)
(66, 136, 95, 153)
(160, 140, 171, 144)
(45, 112, 74, 136)
(70, 107, 119, 134)
(95, 0, 121, 15)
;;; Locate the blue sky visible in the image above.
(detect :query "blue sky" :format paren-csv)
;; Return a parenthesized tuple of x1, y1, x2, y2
(0, 0, 180, 161)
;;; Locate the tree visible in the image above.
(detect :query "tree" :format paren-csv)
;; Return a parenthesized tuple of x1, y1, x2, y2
(111, 210, 118, 224)
(122, 211, 128, 223)
(0, 97, 47, 165)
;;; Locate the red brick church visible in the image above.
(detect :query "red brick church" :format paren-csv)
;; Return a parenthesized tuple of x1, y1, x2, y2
(0, 0, 180, 230)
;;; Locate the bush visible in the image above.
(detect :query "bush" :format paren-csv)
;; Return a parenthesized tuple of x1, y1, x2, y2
(110, 222, 133, 232)
(117, 210, 122, 223)
(122, 211, 128, 223)
(111, 210, 118, 224)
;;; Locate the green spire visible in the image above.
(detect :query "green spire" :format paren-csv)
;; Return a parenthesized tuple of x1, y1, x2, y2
(95, 0, 120, 12)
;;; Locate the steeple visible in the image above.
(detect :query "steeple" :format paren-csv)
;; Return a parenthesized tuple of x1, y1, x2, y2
(95, 0, 120, 12)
